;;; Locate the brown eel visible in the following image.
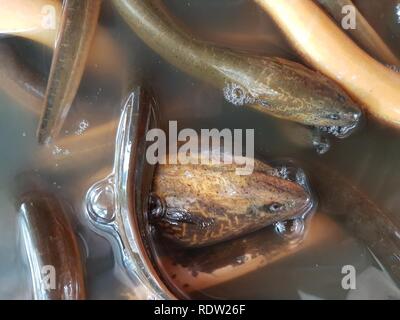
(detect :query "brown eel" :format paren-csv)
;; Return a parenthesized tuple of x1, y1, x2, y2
(37, 0, 101, 144)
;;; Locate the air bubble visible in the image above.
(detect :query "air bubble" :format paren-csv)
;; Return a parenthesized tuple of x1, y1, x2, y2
(312, 135, 331, 154)
(223, 82, 254, 106)
(86, 177, 115, 223)
(52, 145, 70, 156)
(295, 169, 307, 187)
(274, 218, 306, 242)
(75, 119, 90, 136)
(319, 124, 355, 139)
(271, 166, 289, 180)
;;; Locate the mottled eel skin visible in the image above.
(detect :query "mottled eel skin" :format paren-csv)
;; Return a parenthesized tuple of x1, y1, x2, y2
(112, 0, 361, 136)
(150, 155, 314, 247)
(37, 0, 101, 144)
(16, 174, 86, 300)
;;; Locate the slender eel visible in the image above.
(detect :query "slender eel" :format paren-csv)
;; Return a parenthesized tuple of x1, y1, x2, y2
(0, 42, 117, 172)
(37, 0, 102, 144)
(16, 173, 86, 300)
(112, 0, 361, 137)
(255, 0, 400, 128)
(317, 0, 400, 66)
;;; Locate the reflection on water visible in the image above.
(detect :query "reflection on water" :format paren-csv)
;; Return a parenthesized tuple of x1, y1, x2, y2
(0, 0, 400, 299)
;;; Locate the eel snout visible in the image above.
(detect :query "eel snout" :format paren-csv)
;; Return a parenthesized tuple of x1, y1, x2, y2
(249, 57, 363, 138)
(259, 171, 313, 221)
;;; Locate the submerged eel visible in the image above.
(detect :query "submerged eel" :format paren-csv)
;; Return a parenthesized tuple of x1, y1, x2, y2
(255, 0, 400, 128)
(0, 42, 117, 174)
(150, 153, 314, 247)
(16, 173, 86, 300)
(37, 0, 102, 144)
(112, 0, 361, 137)
(159, 161, 400, 294)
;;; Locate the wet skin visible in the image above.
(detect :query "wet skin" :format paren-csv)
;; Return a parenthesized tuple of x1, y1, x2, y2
(150, 154, 314, 247)
(37, 0, 101, 144)
(112, 0, 362, 136)
(16, 174, 86, 300)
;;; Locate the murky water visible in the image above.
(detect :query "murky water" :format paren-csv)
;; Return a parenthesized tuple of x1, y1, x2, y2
(1, 0, 400, 299)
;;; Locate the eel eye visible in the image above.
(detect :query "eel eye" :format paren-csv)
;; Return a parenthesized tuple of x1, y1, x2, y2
(328, 113, 340, 120)
(265, 202, 284, 213)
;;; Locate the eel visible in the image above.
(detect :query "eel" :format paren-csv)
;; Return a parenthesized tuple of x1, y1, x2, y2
(82, 89, 317, 296)
(34, 120, 118, 175)
(255, 0, 400, 129)
(37, 0, 102, 144)
(150, 153, 315, 247)
(16, 173, 86, 300)
(156, 161, 400, 295)
(111, 0, 361, 137)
